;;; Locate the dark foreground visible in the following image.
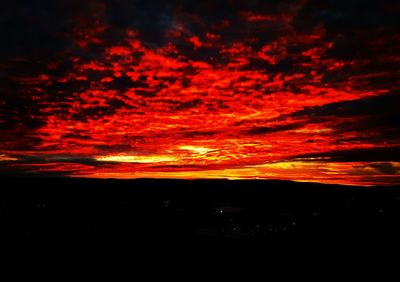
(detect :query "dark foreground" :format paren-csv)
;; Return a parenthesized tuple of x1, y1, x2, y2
(1, 178, 400, 252)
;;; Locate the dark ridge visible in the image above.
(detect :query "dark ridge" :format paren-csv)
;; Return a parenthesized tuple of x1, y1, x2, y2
(1, 177, 400, 253)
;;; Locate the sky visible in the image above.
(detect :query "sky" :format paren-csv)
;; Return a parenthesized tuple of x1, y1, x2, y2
(0, 0, 399, 185)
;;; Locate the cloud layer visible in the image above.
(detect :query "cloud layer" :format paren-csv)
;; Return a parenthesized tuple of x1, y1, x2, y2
(1, 0, 399, 185)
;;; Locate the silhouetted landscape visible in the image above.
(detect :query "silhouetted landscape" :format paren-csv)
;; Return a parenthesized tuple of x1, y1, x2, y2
(1, 178, 400, 251)
(2, 0, 400, 266)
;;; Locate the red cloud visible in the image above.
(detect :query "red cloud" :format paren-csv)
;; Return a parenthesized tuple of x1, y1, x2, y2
(1, 5, 399, 186)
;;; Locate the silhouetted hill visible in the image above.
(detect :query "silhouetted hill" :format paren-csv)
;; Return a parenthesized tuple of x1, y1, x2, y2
(1, 177, 400, 252)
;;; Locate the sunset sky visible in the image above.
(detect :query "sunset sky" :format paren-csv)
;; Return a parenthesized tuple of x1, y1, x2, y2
(1, 0, 399, 185)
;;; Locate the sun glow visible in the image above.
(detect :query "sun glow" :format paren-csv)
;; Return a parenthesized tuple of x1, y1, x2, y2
(95, 154, 177, 163)
(178, 146, 214, 154)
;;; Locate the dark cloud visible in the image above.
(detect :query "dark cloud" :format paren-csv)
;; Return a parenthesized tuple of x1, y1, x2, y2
(149, 164, 208, 170)
(8, 155, 98, 165)
(171, 99, 203, 111)
(293, 93, 400, 118)
(291, 93, 400, 139)
(245, 122, 305, 135)
(367, 162, 399, 174)
(294, 147, 400, 163)
(180, 130, 219, 138)
(295, 0, 400, 31)
(0, 132, 43, 151)
(112, 76, 148, 91)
